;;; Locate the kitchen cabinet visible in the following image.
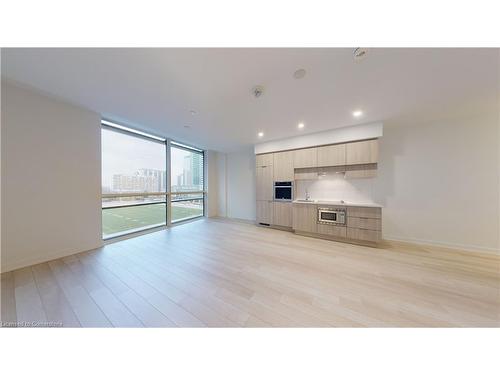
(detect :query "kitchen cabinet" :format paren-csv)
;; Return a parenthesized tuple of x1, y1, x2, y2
(273, 202, 292, 227)
(273, 151, 294, 181)
(317, 223, 346, 237)
(347, 227, 381, 242)
(317, 143, 346, 167)
(256, 164, 273, 200)
(292, 203, 318, 233)
(344, 164, 377, 179)
(346, 206, 381, 219)
(294, 167, 318, 180)
(293, 147, 317, 168)
(256, 200, 273, 225)
(256, 153, 273, 168)
(345, 139, 378, 165)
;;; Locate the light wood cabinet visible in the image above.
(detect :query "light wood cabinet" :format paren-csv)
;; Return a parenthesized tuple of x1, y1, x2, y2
(256, 164, 273, 200)
(273, 151, 294, 181)
(317, 144, 346, 167)
(347, 206, 382, 219)
(256, 153, 273, 168)
(273, 202, 292, 227)
(347, 217, 381, 231)
(317, 223, 346, 237)
(344, 164, 377, 179)
(292, 204, 318, 233)
(293, 148, 317, 168)
(347, 227, 381, 242)
(345, 139, 378, 165)
(256, 200, 273, 225)
(294, 167, 318, 180)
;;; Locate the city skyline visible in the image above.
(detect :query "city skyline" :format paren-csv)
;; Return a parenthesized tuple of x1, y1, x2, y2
(102, 128, 203, 193)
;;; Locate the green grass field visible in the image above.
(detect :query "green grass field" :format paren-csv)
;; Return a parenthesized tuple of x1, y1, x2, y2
(102, 203, 202, 236)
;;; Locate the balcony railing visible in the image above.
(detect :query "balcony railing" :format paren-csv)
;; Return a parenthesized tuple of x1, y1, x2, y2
(102, 191, 205, 239)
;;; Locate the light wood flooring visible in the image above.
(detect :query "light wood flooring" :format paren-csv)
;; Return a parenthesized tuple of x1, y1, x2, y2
(1, 218, 499, 327)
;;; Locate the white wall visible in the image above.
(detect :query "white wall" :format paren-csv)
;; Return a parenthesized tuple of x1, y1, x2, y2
(224, 148, 256, 221)
(215, 152, 227, 217)
(1, 81, 102, 272)
(373, 107, 499, 252)
(205, 150, 218, 217)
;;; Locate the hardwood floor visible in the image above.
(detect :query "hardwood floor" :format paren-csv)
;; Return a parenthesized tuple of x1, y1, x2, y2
(1, 218, 499, 327)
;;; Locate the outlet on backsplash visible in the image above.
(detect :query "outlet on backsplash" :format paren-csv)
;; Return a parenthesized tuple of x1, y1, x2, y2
(295, 173, 375, 203)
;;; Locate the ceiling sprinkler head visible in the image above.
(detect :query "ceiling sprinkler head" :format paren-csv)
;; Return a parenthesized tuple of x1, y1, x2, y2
(252, 85, 265, 98)
(353, 48, 369, 61)
(293, 69, 306, 79)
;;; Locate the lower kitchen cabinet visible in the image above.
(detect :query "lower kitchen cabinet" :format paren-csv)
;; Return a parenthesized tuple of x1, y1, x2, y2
(347, 216, 381, 231)
(317, 223, 346, 237)
(346, 227, 381, 242)
(256, 200, 273, 225)
(273, 202, 292, 227)
(292, 204, 318, 233)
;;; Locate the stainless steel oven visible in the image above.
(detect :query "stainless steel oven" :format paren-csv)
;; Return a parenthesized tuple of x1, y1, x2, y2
(274, 181, 293, 201)
(317, 207, 346, 225)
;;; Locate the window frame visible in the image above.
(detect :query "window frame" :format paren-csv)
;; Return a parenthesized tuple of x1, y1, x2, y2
(169, 141, 206, 224)
(101, 120, 206, 240)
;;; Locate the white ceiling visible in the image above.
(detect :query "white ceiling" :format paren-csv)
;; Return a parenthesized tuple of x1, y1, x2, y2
(1, 48, 497, 152)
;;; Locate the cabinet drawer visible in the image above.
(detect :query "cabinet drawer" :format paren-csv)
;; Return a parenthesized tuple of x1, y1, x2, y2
(347, 228, 381, 242)
(347, 206, 381, 219)
(347, 217, 381, 231)
(317, 224, 346, 238)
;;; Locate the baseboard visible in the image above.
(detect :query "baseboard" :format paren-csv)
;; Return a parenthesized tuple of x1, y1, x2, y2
(383, 236, 500, 255)
(211, 216, 256, 225)
(1, 242, 104, 273)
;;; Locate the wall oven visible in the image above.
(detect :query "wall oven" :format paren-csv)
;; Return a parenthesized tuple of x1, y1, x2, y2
(317, 207, 346, 226)
(274, 181, 293, 201)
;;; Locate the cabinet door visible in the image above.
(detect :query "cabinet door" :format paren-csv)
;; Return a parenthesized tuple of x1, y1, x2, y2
(256, 165, 274, 200)
(256, 200, 273, 225)
(273, 202, 292, 227)
(293, 148, 317, 168)
(256, 153, 273, 168)
(317, 144, 346, 167)
(273, 151, 294, 181)
(292, 204, 318, 233)
(345, 139, 378, 165)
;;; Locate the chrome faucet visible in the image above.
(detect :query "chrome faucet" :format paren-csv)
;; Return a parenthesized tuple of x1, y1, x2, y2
(305, 188, 311, 201)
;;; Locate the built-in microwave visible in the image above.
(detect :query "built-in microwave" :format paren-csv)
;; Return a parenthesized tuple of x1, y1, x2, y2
(317, 207, 346, 226)
(274, 181, 293, 201)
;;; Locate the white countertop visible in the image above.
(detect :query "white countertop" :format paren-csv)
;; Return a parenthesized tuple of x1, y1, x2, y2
(292, 199, 383, 208)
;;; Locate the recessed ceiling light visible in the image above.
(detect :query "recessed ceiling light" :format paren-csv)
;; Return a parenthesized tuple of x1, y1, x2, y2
(293, 69, 306, 79)
(258, 132, 264, 137)
(353, 48, 369, 61)
(189, 110, 196, 115)
(298, 122, 305, 129)
(352, 110, 363, 117)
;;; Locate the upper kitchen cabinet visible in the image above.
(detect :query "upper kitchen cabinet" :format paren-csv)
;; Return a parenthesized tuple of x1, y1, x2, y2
(256, 153, 273, 168)
(293, 147, 317, 168)
(317, 143, 346, 167)
(345, 139, 378, 165)
(273, 151, 294, 181)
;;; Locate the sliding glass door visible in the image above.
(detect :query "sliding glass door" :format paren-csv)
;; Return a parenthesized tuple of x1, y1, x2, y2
(101, 121, 205, 238)
(170, 142, 205, 222)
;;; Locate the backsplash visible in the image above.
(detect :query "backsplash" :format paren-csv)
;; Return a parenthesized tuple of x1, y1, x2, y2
(295, 174, 375, 203)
